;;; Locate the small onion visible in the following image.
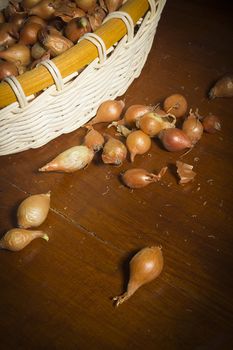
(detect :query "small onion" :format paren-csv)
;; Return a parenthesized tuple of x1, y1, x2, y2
(17, 192, 51, 229)
(202, 115, 221, 133)
(39, 145, 94, 173)
(137, 112, 176, 137)
(182, 113, 203, 145)
(126, 130, 151, 162)
(123, 104, 153, 128)
(22, 0, 42, 9)
(0, 23, 19, 47)
(105, 0, 123, 12)
(163, 93, 188, 118)
(122, 167, 167, 189)
(25, 16, 47, 27)
(113, 246, 164, 307)
(0, 44, 31, 67)
(0, 228, 49, 252)
(102, 135, 127, 165)
(38, 27, 73, 57)
(83, 126, 105, 152)
(89, 100, 125, 125)
(28, 0, 56, 20)
(159, 128, 192, 152)
(75, 0, 97, 12)
(64, 16, 91, 43)
(0, 61, 18, 80)
(209, 74, 233, 99)
(19, 22, 43, 46)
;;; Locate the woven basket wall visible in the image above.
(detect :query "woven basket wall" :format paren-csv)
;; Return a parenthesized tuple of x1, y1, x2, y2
(0, 0, 166, 156)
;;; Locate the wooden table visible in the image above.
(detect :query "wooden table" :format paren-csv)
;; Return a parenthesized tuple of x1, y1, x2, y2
(0, 1, 233, 349)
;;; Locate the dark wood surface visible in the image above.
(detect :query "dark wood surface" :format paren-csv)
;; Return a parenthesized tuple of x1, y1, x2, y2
(0, 1, 233, 349)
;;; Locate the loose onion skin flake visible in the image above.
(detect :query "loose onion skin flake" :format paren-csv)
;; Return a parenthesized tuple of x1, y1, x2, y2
(209, 74, 233, 99)
(176, 161, 196, 184)
(39, 145, 94, 173)
(163, 93, 188, 118)
(17, 192, 50, 229)
(0, 229, 49, 252)
(113, 246, 164, 307)
(202, 115, 221, 133)
(122, 167, 167, 189)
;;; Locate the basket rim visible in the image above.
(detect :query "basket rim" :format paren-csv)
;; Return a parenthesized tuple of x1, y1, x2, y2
(0, 0, 155, 109)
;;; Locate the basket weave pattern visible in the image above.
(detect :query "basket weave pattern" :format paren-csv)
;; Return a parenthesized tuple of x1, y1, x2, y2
(0, 0, 166, 155)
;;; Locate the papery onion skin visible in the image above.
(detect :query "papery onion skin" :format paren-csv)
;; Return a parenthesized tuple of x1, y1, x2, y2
(39, 145, 94, 173)
(202, 115, 221, 133)
(182, 114, 203, 145)
(122, 167, 167, 189)
(89, 100, 125, 125)
(38, 27, 73, 57)
(102, 136, 127, 165)
(0, 229, 49, 252)
(0, 23, 19, 47)
(163, 93, 188, 118)
(137, 112, 175, 137)
(126, 130, 151, 162)
(209, 74, 233, 99)
(159, 128, 192, 152)
(113, 246, 164, 307)
(83, 126, 105, 152)
(176, 161, 196, 184)
(0, 11, 5, 24)
(31, 42, 46, 59)
(123, 104, 152, 128)
(17, 192, 51, 229)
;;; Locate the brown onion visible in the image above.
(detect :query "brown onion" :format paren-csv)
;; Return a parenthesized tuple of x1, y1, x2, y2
(105, 0, 123, 12)
(209, 74, 233, 99)
(0, 228, 49, 252)
(122, 167, 167, 189)
(83, 126, 105, 152)
(31, 41, 46, 59)
(25, 15, 47, 27)
(126, 130, 151, 162)
(0, 60, 18, 80)
(39, 145, 94, 173)
(123, 104, 153, 128)
(113, 246, 164, 307)
(17, 192, 51, 229)
(163, 93, 188, 118)
(22, 0, 42, 9)
(0, 11, 5, 24)
(159, 128, 192, 152)
(202, 114, 221, 134)
(0, 23, 19, 47)
(4, 0, 22, 20)
(64, 16, 91, 43)
(101, 135, 127, 165)
(10, 13, 27, 30)
(75, 0, 97, 12)
(182, 113, 203, 145)
(38, 27, 73, 57)
(137, 112, 176, 137)
(29, 0, 57, 20)
(19, 22, 43, 46)
(0, 44, 31, 67)
(88, 100, 125, 125)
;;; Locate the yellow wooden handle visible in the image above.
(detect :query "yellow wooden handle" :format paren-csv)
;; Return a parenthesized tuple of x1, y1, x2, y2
(0, 0, 149, 108)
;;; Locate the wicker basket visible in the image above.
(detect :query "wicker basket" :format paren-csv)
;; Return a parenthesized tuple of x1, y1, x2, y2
(0, 0, 166, 156)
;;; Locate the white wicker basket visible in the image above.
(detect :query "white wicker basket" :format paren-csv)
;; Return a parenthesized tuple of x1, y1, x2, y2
(0, 0, 166, 155)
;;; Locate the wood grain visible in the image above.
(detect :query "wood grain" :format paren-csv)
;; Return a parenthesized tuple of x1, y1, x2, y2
(0, 1, 233, 349)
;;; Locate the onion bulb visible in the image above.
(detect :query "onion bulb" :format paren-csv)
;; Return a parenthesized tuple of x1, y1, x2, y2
(83, 126, 105, 152)
(126, 130, 151, 162)
(0, 228, 49, 252)
(113, 246, 164, 307)
(209, 74, 233, 99)
(123, 104, 153, 128)
(202, 114, 221, 134)
(182, 112, 203, 145)
(39, 145, 94, 173)
(0, 44, 31, 67)
(88, 100, 125, 125)
(137, 112, 176, 137)
(28, 0, 57, 20)
(17, 192, 51, 229)
(75, 0, 97, 12)
(102, 135, 127, 165)
(22, 0, 42, 9)
(0, 23, 19, 47)
(19, 22, 43, 46)
(159, 128, 192, 152)
(64, 16, 91, 43)
(163, 93, 188, 118)
(105, 0, 123, 12)
(38, 27, 73, 57)
(25, 15, 47, 27)
(122, 167, 167, 189)
(0, 61, 18, 80)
